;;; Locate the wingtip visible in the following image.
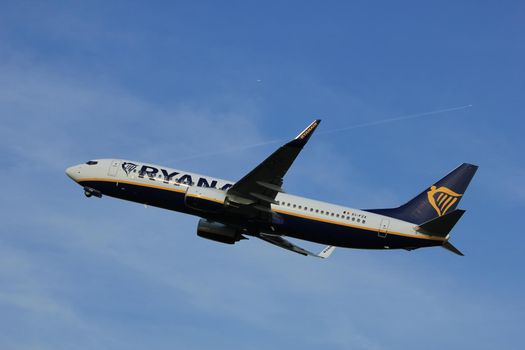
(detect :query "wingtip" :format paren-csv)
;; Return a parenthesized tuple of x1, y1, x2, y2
(294, 119, 321, 142)
(459, 163, 479, 172)
(318, 245, 336, 259)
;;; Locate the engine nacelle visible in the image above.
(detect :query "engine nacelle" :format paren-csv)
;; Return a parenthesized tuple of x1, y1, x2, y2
(185, 186, 226, 213)
(196, 219, 243, 245)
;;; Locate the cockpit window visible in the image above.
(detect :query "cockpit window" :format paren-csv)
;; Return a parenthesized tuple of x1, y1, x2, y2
(86, 160, 98, 165)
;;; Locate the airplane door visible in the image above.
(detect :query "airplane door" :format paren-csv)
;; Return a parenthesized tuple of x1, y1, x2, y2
(378, 218, 389, 238)
(108, 160, 120, 177)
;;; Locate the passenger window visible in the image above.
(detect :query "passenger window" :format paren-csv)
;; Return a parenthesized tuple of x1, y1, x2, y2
(352, 217, 355, 221)
(293, 204, 296, 208)
(298, 205, 302, 209)
(336, 214, 339, 218)
(320, 210, 324, 214)
(357, 219, 360, 223)
(287, 203, 290, 207)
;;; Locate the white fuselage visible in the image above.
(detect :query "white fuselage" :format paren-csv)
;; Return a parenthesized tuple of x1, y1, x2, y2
(66, 159, 446, 249)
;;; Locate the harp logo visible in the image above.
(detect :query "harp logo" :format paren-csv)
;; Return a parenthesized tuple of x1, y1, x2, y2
(427, 185, 463, 216)
(121, 162, 138, 176)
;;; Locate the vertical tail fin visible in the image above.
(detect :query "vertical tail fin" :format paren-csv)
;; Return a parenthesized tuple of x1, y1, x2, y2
(368, 163, 478, 224)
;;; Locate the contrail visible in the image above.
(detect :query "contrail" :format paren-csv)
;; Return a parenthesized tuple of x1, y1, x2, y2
(317, 104, 472, 135)
(172, 104, 472, 162)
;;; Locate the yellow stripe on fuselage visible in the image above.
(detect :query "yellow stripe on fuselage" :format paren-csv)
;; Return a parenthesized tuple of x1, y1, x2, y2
(272, 209, 445, 241)
(78, 177, 445, 242)
(185, 194, 225, 205)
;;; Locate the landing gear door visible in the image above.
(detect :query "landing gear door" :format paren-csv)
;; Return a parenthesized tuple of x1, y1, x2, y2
(378, 218, 389, 238)
(108, 160, 120, 177)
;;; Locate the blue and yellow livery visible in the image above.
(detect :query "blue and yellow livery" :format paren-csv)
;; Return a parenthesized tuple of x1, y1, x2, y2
(65, 120, 478, 258)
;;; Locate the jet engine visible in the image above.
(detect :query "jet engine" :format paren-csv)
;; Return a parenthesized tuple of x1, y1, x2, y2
(196, 219, 244, 245)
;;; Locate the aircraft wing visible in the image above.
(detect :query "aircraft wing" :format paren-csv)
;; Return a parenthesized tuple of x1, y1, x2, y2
(225, 119, 321, 216)
(258, 232, 335, 258)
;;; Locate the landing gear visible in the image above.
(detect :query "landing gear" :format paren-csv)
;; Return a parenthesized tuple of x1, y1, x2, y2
(83, 187, 102, 198)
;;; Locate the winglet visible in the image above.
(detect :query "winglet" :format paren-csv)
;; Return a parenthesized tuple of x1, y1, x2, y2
(294, 119, 321, 145)
(318, 245, 336, 259)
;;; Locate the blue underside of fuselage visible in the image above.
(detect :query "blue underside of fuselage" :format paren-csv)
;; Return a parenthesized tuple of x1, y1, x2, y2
(79, 180, 440, 250)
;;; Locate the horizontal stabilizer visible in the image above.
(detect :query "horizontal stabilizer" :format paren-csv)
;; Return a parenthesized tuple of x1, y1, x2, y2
(442, 241, 464, 256)
(416, 209, 465, 237)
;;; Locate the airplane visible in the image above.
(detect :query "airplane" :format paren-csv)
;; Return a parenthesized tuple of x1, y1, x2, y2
(65, 120, 477, 258)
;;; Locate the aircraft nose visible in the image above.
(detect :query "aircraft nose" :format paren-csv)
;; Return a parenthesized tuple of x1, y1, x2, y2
(65, 165, 81, 181)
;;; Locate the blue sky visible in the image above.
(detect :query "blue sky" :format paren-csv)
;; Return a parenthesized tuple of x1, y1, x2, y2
(1, 1, 524, 349)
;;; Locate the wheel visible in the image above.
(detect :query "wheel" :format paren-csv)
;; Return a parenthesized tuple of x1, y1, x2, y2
(84, 190, 93, 198)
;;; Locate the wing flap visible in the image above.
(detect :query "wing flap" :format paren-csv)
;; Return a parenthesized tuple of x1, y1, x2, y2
(249, 192, 279, 205)
(256, 181, 284, 192)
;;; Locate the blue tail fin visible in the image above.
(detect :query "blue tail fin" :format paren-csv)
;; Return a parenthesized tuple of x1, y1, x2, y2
(368, 163, 478, 224)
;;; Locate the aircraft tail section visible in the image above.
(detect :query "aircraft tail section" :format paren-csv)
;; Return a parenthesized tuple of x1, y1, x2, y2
(416, 209, 465, 237)
(368, 163, 478, 224)
(416, 209, 467, 256)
